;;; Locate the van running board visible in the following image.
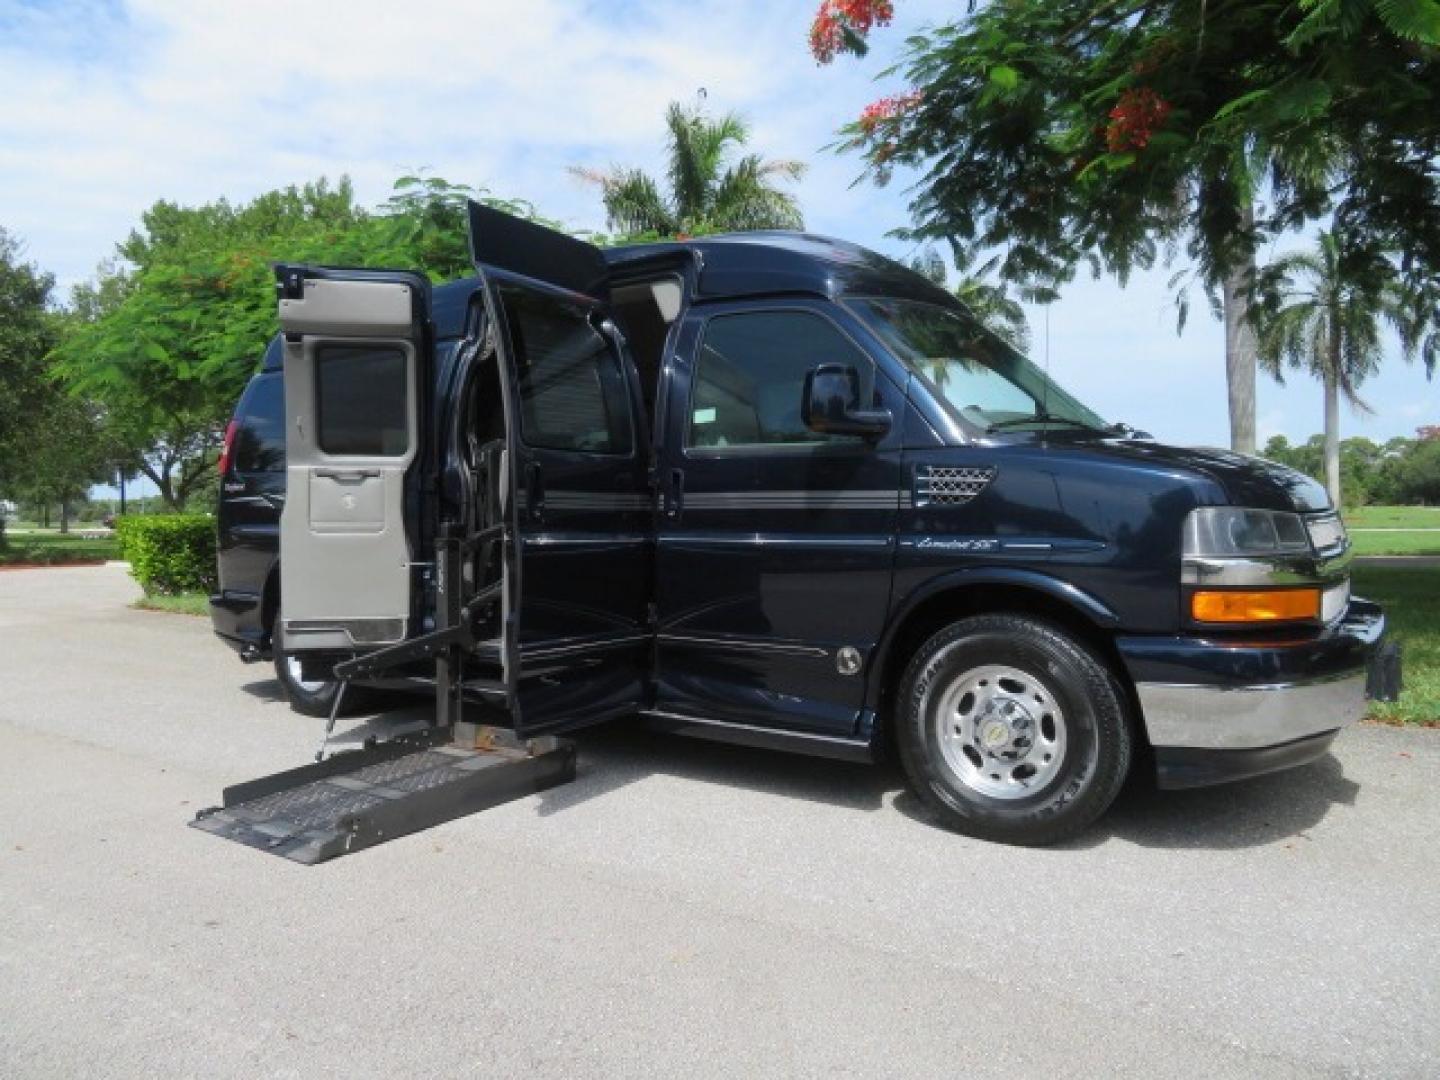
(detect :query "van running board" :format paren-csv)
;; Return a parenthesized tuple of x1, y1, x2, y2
(189, 725, 575, 865)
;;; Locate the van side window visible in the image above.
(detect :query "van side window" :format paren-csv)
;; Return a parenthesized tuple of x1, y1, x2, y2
(500, 284, 633, 455)
(235, 373, 285, 473)
(315, 345, 410, 457)
(689, 311, 874, 448)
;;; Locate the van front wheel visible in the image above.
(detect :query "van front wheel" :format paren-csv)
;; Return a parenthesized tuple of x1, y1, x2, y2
(895, 614, 1132, 846)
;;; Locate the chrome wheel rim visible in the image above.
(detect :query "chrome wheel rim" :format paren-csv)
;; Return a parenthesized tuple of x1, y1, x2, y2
(284, 654, 328, 695)
(933, 663, 1068, 800)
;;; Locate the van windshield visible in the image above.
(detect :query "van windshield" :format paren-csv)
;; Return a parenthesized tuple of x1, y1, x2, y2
(849, 297, 1108, 435)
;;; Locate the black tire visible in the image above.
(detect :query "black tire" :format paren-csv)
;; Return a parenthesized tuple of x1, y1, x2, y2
(895, 614, 1132, 846)
(271, 615, 357, 719)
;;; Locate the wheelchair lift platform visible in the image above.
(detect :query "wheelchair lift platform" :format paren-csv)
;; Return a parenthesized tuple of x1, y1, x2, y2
(190, 723, 575, 865)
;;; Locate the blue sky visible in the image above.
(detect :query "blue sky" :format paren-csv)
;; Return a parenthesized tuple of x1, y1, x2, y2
(3, 0, 1436, 499)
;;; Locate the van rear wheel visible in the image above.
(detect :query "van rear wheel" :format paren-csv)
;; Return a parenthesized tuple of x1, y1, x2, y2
(271, 615, 359, 719)
(895, 614, 1132, 846)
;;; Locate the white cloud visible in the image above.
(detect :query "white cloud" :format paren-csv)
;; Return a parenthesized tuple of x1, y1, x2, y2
(4, 0, 1434, 448)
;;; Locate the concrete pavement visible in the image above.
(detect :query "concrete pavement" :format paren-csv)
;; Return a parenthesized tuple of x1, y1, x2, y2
(2, 565, 1438, 1078)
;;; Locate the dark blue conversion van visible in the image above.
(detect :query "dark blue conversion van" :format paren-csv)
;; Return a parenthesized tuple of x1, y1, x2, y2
(210, 203, 1389, 845)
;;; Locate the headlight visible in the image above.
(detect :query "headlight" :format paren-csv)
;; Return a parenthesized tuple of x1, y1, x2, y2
(1182, 508, 1312, 558)
(1181, 507, 1348, 626)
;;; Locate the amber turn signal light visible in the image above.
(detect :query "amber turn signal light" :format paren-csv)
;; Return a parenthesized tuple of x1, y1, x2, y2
(1191, 588, 1321, 623)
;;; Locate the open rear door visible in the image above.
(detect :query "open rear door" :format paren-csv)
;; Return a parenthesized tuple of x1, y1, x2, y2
(468, 203, 654, 736)
(276, 265, 431, 654)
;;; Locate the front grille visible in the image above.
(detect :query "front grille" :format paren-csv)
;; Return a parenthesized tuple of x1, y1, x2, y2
(914, 466, 996, 507)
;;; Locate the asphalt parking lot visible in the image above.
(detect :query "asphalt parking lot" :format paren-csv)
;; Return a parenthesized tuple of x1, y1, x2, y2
(2, 564, 1438, 1078)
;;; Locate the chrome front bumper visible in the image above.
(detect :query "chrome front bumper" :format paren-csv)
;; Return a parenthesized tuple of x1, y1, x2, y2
(1117, 598, 1387, 788)
(1136, 669, 1367, 751)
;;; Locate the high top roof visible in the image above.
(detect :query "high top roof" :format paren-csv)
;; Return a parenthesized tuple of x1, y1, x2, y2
(426, 229, 958, 342)
(603, 230, 957, 307)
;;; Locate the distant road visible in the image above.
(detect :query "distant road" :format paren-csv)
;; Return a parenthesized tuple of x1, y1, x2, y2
(1354, 555, 1440, 568)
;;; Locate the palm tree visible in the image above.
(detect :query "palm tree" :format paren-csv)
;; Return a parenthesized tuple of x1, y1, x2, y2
(1254, 232, 1407, 510)
(572, 102, 805, 239)
(909, 247, 1030, 352)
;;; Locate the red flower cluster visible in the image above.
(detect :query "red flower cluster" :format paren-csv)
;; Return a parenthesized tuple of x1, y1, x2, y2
(809, 0, 895, 64)
(858, 90, 923, 135)
(1105, 87, 1172, 152)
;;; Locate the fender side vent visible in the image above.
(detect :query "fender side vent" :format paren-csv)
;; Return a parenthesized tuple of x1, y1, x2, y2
(915, 466, 995, 507)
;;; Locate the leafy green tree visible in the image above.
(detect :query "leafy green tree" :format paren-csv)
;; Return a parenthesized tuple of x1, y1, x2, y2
(812, 1, 1440, 456)
(0, 229, 115, 534)
(573, 102, 805, 240)
(1264, 430, 1440, 506)
(1392, 437, 1440, 503)
(377, 174, 561, 279)
(51, 175, 549, 509)
(10, 393, 113, 533)
(0, 228, 60, 524)
(52, 179, 369, 508)
(1254, 232, 1409, 507)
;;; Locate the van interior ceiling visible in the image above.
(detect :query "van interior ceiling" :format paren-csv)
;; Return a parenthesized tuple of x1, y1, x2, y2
(610, 275, 683, 430)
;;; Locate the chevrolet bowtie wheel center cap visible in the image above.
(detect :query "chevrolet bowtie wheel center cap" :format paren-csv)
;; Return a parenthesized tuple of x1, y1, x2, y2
(934, 663, 1069, 800)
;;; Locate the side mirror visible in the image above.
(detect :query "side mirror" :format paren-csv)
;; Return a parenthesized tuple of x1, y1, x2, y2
(802, 364, 892, 439)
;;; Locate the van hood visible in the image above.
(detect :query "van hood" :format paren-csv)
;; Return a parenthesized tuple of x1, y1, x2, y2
(994, 434, 1331, 513)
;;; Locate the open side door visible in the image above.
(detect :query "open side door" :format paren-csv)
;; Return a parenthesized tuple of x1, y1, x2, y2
(467, 203, 654, 737)
(276, 265, 431, 654)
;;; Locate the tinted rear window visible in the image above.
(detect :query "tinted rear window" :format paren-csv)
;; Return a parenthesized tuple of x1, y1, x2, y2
(234, 373, 286, 473)
(315, 345, 410, 456)
(231, 374, 282, 472)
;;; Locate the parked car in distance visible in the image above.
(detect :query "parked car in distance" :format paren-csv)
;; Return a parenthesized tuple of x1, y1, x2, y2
(210, 205, 1388, 844)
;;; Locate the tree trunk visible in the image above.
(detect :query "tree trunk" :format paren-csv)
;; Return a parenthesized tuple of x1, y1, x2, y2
(59, 498, 71, 534)
(137, 459, 180, 511)
(1323, 329, 1342, 510)
(1222, 205, 1258, 456)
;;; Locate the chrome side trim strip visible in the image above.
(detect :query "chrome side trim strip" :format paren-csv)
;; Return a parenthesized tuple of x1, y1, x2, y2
(687, 489, 901, 510)
(521, 633, 650, 661)
(1137, 669, 1366, 750)
(659, 532, 893, 549)
(542, 492, 652, 509)
(657, 632, 830, 658)
(522, 533, 649, 547)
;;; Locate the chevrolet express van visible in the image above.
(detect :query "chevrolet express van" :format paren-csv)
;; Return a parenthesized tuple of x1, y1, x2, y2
(210, 203, 1387, 845)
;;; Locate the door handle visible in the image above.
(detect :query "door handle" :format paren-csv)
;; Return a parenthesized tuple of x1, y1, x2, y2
(315, 468, 380, 481)
(666, 468, 684, 519)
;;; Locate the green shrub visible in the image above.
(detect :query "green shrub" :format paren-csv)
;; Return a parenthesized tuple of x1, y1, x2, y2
(114, 514, 217, 595)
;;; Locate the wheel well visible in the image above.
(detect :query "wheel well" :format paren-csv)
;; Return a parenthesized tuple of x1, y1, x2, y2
(873, 584, 1145, 758)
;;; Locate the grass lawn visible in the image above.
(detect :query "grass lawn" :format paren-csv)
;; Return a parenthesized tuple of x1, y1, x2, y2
(133, 592, 210, 616)
(1344, 505, 1440, 529)
(1353, 565, 1440, 727)
(1349, 531, 1440, 557)
(1340, 506, 1440, 556)
(0, 529, 119, 566)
